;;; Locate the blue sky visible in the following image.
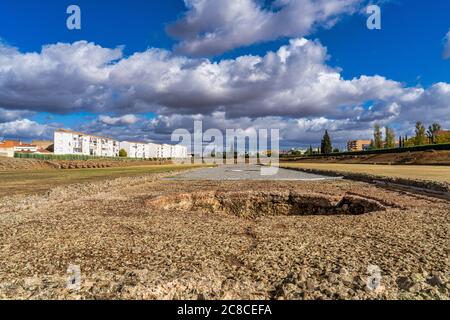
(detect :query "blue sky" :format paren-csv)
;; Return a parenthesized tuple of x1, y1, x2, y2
(1, 1, 182, 54)
(3, 0, 449, 85)
(0, 0, 449, 148)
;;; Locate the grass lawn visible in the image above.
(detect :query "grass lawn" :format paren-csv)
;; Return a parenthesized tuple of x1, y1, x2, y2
(0, 164, 207, 197)
(281, 163, 450, 183)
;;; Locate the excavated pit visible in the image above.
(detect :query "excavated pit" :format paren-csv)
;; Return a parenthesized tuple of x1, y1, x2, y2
(146, 190, 387, 218)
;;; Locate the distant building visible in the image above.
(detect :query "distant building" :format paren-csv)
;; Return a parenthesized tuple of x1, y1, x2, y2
(280, 148, 308, 156)
(119, 141, 148, 159)
(147, 143, 163, 159)
(171, 144, 188, 159)
(14, 143, 39, 153)
(54, 128, 187, 159)
(347, 140, 372, 152)
(161, 144, 173, 159)
(0, 148, 14, 158)
(433, 130, 450, 143)
(435, 130, 450, 136)
(54, 129, 120, 157)
(0, 140, 38, 157)
(119, 141, 187, 159)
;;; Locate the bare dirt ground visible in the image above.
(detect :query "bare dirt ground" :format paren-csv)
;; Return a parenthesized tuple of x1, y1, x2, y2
(0, 169, 448, 300)
(0, 164, 206, 198)
(281, 150, 450, 166)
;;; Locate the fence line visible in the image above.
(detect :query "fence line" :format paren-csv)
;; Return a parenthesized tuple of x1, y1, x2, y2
(14, 152, 171, 162)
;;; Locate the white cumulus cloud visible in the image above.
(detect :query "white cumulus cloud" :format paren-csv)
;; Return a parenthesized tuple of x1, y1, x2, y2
(98, 114, 140, 126)
(167, 0, 363, 56)
(0, 119, 52, 139)
(0, 108, 34, 123)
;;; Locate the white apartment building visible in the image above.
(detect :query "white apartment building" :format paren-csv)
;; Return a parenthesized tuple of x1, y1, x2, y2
(147, 143, 163, 158)
(119, 141, 148, 159)
(171, 144, 188, 159)
(54, 129, 120, 157)
(161, 144, 172, 159)
(54, 129, 188, 159)
(14, 144, 38, 153)
(120, 141, 187, 159)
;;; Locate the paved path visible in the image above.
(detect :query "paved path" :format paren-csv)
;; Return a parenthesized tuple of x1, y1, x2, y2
(166, 164, 340, 181)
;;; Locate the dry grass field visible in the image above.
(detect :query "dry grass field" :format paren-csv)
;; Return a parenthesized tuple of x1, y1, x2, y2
(0, 164, 207, 197)
(281, 163, 450, 184)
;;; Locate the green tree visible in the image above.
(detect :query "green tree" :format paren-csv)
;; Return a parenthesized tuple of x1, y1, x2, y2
(427, 122, 442, 144)
(320, 130, 333, 154)
(384, 126, 396, 148)
(435, 132, 450, 144)
(119, 149, 127, 157)
(403, 135, 415, 147)
(414, 122, 427, 146)
(373, 124, 383, 149)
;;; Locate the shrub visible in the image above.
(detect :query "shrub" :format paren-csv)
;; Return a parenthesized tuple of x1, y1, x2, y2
(15, 153, 117, 161)
(119, 149, 127, 157)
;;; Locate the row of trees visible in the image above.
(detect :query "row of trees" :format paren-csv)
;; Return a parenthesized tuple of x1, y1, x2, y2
(303, 121, 448, 156)
(373, 122, 448, 150)
(372, 124, 396, 149)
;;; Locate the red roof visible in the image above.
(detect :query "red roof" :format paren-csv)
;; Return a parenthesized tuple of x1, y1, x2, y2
(16, 143, 37, 147)
(0, 140, 37, 149)
(0, 140, 22, 148)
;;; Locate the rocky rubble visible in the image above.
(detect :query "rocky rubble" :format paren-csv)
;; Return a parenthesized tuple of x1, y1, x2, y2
(146, 190, 387, 218)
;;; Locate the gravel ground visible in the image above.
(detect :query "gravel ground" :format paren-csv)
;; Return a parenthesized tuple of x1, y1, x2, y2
(0, 170, 448, 300)
(166, 164, 339, 181)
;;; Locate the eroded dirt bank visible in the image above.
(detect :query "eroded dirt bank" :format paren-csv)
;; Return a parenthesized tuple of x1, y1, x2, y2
(0, 173, 448, 300)
(0, 157, 173, 171)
